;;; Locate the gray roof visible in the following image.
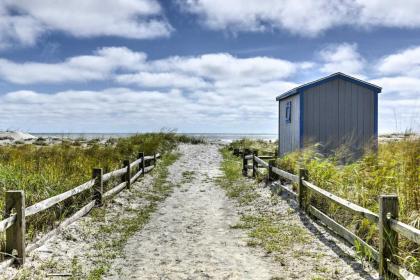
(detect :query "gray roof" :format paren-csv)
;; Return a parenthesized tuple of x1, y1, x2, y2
(276, 72, 382, 101)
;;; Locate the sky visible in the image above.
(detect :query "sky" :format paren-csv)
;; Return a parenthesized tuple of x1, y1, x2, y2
(0, 0, 419, 134)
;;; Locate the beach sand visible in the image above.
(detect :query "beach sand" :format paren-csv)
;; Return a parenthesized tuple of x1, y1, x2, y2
(3, 144, 379, 279)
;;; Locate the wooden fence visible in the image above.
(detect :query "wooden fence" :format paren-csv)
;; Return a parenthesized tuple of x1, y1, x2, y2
(0, 152, 160, 269)
(238, 149, 420, 280)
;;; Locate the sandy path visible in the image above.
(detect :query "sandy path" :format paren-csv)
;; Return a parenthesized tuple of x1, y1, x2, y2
(105, 144, 282, 279)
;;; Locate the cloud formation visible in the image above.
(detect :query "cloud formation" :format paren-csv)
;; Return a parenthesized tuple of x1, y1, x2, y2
(318, 43, 365, 77)
(0, 0, 172, 48)
(0, 45, 418, 133)
(377, 46, 420, 77)
(178, 0, 420, 36)
(0, 47, 146, 84)
(0, 49, 301, 89)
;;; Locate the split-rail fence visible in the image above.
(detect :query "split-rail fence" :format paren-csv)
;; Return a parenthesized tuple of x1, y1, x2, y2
(235, 148, 420, 280)
(0, 152, 160, 270)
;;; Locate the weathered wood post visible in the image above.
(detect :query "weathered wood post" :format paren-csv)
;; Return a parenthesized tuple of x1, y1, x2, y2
(252, 150, 258, 178)
(92, 168, 103, 206)
(267, 159, 275, 185)
(298, 168, 309, 210)
(5, 190, 25, 265)
(123, 160, 131, 189)
(153, 153, 157, 166)
(242, 149, 250, 176)
(144, 153, 149, 168)
(138, 152, 144, 175)
(379, 194, 399, 279)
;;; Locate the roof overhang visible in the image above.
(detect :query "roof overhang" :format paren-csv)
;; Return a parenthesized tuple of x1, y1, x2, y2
(276, 72, 382, 101)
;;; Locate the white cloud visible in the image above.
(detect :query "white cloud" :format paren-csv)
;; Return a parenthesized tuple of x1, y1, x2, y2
(370, 76, 420, 97)
(0, 84, 294, 132)
(0, 10, 44, 48)
(0, 0, 172, 48)
(368, 76, 420, 132)
(372, 46, 420, 132)
(0, 47, 146, 84)
(178, 0, 420, 36)
(0, 45, 418, 133)
(0, 49, 302, 132)
(178, 0, 352, 36)
(0, 49, 300, 88)
(379, 97, 420, 133)
(150, 53, 298, 87)
(116, 72, 210, 89)
(318, 43, 365, 77)
(377, 46, 420, 77)
(355, 0, 420, 28)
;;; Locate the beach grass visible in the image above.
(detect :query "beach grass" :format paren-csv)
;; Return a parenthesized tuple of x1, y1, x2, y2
(227, 137, 420, 274)
(0, 132, 201, 242)
(228, 138, 277, 155)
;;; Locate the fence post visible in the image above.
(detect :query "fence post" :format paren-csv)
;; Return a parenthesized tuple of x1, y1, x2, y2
(123, 160, 131, 189)
(138, 152, 144, 175)
(298, 168, 309, 210)
(242, 149, 250, 176)
(153, 153, 157, 166)
(252, 150, 258, 178)
(92, 168, 103, 206)
(379, 195, 399, 279)
(5, 190, 25, 265)
(267, 159, 275, 185)
(144, 153, 149, 168)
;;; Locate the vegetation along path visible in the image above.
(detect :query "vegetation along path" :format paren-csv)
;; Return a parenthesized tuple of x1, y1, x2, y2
(106, 144, 378, 279)
(6, 144, 380, 279)
(105, 144, 281, 279)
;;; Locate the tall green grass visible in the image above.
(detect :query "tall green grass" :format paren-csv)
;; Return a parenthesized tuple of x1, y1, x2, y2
(276, 139, 419, 225)
(277, 138, 420, 274)
(0, 132, 200, 242)
(229, 137, 420, 274)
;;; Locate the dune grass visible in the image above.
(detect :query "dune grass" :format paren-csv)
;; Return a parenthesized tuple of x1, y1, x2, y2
(0, 132, 201, 243)
(12, 152, 180, 280)
(228, 137, 420, 274)
(218, 148, 260, 205)
(228, 138, 277, 155)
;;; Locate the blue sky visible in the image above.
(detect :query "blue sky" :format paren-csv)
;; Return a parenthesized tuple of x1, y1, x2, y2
(0, 0, 419, 133)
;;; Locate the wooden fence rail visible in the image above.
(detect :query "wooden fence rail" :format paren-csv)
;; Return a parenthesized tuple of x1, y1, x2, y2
(238, 149, 420, 280)
(0, 152, 160, 268)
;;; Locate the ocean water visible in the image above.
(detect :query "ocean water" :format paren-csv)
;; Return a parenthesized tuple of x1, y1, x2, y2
(31, 133, 277, 142)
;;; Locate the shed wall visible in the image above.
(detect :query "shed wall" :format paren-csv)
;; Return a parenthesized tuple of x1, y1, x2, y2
(302, 78, 375, 153)
(279, 94, 300, 155)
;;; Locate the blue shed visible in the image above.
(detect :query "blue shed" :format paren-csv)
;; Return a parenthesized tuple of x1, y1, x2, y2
(276, 72, 382, 156)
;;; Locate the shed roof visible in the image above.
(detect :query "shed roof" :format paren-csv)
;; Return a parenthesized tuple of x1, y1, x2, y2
(276, 72, 382, 101)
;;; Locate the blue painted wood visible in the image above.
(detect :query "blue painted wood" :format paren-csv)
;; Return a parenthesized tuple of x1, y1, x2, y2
(299, 91, 304, 148)
(279, 76, 377, 157)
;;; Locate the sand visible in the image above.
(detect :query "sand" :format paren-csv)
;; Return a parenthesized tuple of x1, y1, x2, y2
(105, 144, 378, 279)
(0, 131, 36, 142)
(2, 144, 379, 279)
(105, 144, 282, 279)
